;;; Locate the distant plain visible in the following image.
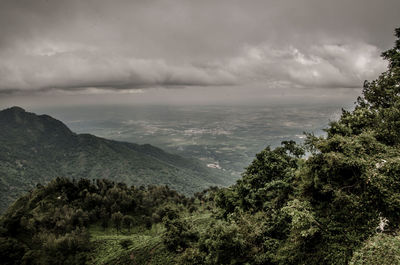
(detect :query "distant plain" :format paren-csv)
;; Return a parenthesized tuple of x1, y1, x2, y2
(32, 103, 350, 179)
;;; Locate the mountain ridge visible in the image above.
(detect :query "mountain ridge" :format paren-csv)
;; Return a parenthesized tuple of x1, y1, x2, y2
(0, 106, 230, 212)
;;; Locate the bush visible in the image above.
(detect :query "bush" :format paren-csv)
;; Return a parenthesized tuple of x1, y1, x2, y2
(0, 237, 26, 265)
(119, 239, 133, 250)
(350, 233, 400, 265)
(162, 218, 198, 252)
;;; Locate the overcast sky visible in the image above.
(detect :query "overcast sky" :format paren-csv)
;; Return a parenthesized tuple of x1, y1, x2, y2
(0, 0, 399, 107)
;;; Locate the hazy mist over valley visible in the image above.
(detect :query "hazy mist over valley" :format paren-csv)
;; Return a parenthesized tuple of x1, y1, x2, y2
(31, 103, 347, 178)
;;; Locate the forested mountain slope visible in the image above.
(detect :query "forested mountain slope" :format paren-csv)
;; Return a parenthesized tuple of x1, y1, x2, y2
(0, 107, 229, 212)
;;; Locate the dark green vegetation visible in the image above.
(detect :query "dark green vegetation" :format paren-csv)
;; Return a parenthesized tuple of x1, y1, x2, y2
(2, 28, 400, 264)
(0, 107, 230, 212)
(0, 177, 198, 264)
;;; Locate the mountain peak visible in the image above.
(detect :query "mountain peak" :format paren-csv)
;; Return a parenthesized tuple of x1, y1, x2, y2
(0, 106, 28, 122)
(0, 106, 74, 137)
(3, 106, 25, 113)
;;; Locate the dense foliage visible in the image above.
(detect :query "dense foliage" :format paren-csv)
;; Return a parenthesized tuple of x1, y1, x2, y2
(1, 28, 400, 264)
(0, 177, 194, 264)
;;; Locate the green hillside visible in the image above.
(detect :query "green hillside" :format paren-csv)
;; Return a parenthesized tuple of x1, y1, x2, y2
(0, 107, 231, 212)
(0, 177, 200, 264)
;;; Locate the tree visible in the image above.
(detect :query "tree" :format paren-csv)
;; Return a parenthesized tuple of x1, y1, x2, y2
(199, 221, 250, 265)
(122, 215, 135, 232)
(288, 28, 400, 264)
(162, 217, 198, 252)
(111, 212, 123, 233)
(0, 237, 26, 265)
(350, 233, 400, 265)
(100, 207, 109, 231)
(362, 28, 400, 109)
(216, 141, 303, 215)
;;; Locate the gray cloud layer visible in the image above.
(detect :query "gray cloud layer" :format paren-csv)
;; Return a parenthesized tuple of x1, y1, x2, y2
(0, 0, 399, 95)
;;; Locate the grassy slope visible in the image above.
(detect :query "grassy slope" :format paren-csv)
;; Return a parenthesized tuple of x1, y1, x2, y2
(87, 211, 213, 265)
(88, 224, 172, 265)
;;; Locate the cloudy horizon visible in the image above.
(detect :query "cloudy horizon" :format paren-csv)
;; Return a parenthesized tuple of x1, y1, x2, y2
(0, 0, 399, 107)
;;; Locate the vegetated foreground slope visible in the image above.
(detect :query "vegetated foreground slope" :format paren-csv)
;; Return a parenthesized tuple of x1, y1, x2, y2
(0, 107, 230, 212)
(2, 28, 400, 265)
(0, 177, 201, 264)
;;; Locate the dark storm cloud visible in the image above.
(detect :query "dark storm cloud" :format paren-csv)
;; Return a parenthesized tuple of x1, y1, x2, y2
(0, 0, 399, 94)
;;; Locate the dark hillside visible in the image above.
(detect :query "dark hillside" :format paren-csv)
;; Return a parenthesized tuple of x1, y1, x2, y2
(0, 107, 229, 212)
